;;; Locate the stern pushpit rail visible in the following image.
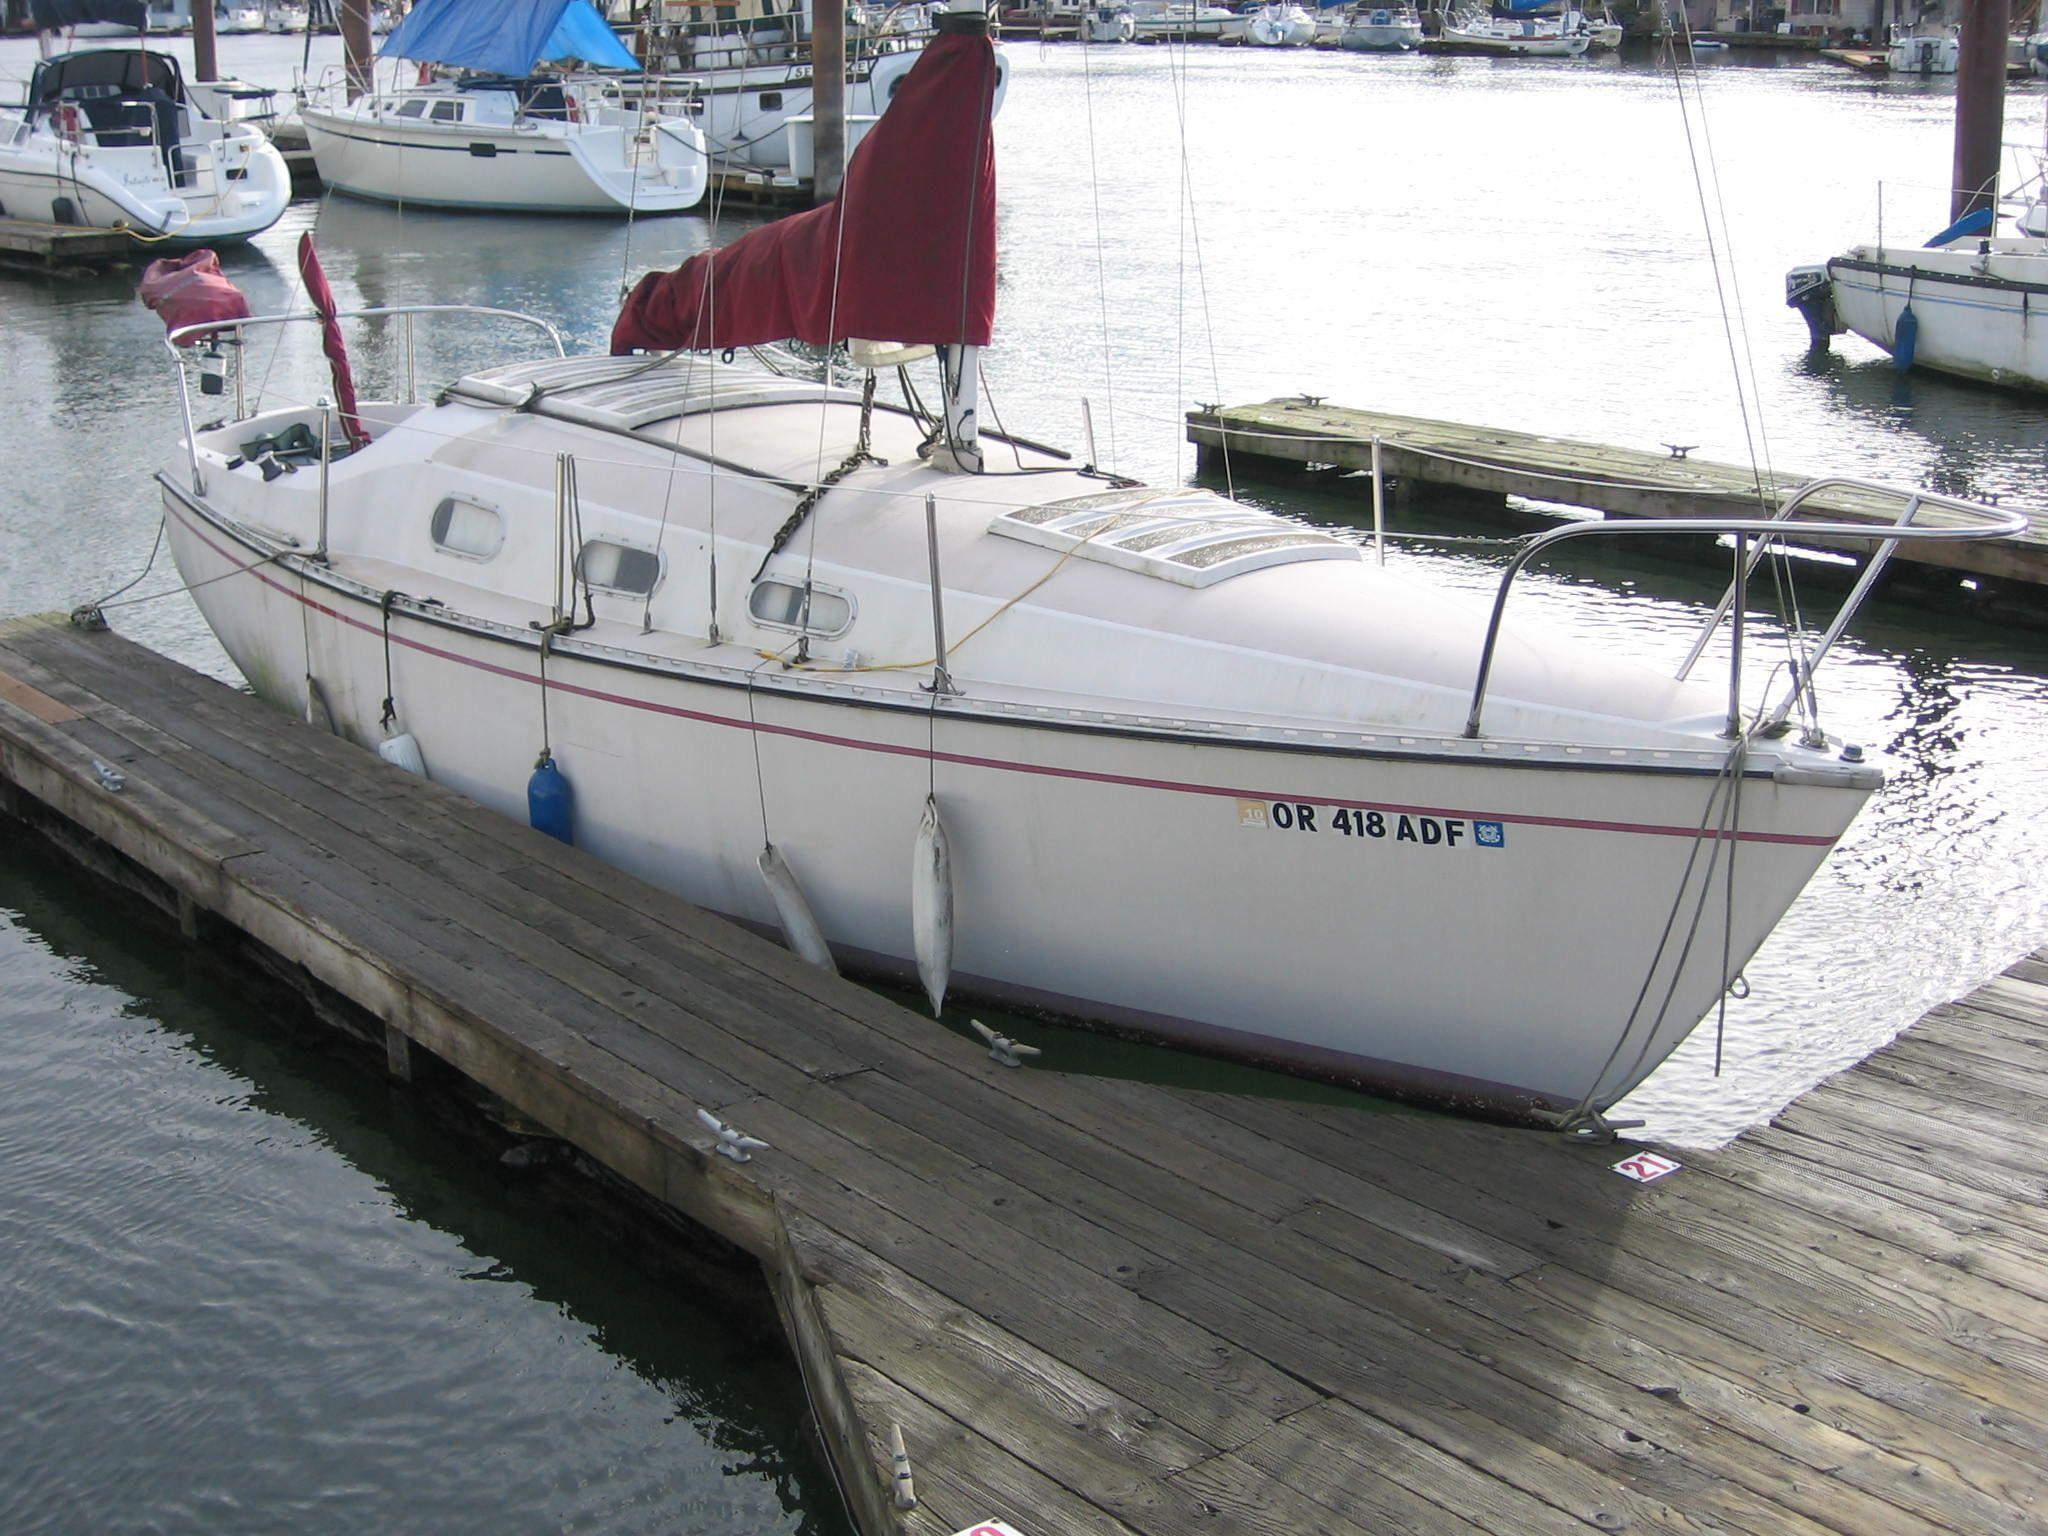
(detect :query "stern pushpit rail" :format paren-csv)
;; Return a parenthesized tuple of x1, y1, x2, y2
(1462, 477, 2033, 742)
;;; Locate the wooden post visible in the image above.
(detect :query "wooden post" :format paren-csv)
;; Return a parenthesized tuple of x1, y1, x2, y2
(811, 0, 846, 203)
(340, 0, 375, 103)
(1952, 0, 2010, 222)
(192, 0, 218, 83)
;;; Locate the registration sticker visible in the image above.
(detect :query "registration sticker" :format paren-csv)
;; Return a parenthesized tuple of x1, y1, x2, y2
(1613, 1151, 1681, 1184)
(1236, 798, 1271, 828)
(950, 1524, 1027, 1536)
(1474, 819, 1506, 849)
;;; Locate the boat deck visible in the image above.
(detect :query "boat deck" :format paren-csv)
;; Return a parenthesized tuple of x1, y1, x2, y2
(1187, 396, 2048, 590)
(0, 611, 2043, 1536)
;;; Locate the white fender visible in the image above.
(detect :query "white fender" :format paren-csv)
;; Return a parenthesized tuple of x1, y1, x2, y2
(759, 844, 837, 973)
(910, 795, 953, 1016)
(377, 729, 427, 777)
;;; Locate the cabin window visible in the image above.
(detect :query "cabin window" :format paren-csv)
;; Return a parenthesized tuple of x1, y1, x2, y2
(757, 91, 782, 110)
(430, 100, 464, 123)
(429, 496, 503, 560)
(749, 577, 853, 638)
(396, 98, 428, 118)
(577, 539, 662, 596)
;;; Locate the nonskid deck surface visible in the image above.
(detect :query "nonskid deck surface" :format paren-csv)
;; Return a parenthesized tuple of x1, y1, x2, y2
(0, 613, 2043, 1536)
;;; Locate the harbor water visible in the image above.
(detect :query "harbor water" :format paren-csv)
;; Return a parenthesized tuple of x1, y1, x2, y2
(4, 32, 2048, 1531)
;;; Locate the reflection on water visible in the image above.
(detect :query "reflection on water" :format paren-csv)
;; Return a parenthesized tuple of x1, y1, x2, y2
(3, 27, 2048, 1523)
(0, 839, 846, 1536)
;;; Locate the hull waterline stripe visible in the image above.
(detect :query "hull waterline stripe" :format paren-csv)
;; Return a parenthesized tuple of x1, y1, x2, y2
(164, 498, 1842, 849)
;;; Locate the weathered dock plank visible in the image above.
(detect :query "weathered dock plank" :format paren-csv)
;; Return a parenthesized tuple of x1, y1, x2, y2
(1, 612, 2045, 1536)
(0, 216, 136, 276)
(1185, 398, 2048, 589)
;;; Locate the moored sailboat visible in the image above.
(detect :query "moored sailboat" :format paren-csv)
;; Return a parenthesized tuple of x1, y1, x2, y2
(147, 1, 2020, 1128)
(299, 0, 710, 214)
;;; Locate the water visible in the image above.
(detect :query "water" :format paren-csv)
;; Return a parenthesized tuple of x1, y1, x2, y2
(5, 31, 2048, 1528)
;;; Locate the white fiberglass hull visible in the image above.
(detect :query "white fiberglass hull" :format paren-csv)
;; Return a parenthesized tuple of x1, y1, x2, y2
(1338, 21, 1424, 50)
(1438, 24, 1589, 54)
(300, 106, 707, 214)
(0, 131, 289, 243)
(159, 478, 1862, 1121)
(1828, 246, 2048, 391)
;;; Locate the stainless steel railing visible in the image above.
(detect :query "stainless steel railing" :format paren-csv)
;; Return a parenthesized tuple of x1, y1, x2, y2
(1460, 478, 2033, 741)
(162, 303, 566, 496)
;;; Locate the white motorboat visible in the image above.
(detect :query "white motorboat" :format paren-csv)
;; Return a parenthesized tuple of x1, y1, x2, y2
(1332, 4, 1423, 50)
(219, 3, 269, 31)
(1244, 1, 1317, 45)
(1886, 24, 1958, 74)
(1788, 187, 2048, 390)
(266, 2, 309, 31)
(1435, 6, 1589, 55)
(1127, 1, 1245, 40)
(0, 48, 290, 243)
(299, 0, 709, 215)
(146, 3, 2020, 1127)
(1082, 3, 1137, 41)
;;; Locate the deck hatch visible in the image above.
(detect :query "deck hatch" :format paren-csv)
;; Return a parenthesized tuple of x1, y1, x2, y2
(989, 491, 1359, 589)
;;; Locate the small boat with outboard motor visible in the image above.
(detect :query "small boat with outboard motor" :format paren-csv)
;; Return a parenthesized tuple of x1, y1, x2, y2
(142, 0, 2024, 1128)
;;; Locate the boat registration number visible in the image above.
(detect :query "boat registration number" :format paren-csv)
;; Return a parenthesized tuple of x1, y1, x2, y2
(1238, 799, 1505, 849)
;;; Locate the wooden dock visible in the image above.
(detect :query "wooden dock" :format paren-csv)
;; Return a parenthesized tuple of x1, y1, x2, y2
(1187, 397, 2048, 589)
(0, 216, 136, 276)
(2, 611, 2045, 1536)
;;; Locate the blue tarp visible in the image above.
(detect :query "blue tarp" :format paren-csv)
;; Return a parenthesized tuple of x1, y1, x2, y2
(1499, 0, 1561, 12)
(381, 0, 638, 75)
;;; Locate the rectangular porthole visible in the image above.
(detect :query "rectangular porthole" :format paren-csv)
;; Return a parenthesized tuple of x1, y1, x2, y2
(430, 100, 463, 122)
(429, 496, 503, 560)
(749, 577, 852, 638)
(396, 98, 427, 118)
(758, 91, 783, 110)
(578, 540, 662, 597)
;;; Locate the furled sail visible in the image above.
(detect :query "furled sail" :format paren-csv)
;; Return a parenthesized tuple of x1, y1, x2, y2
(380, 0, 639, 76)
(610, 22, 998, 355)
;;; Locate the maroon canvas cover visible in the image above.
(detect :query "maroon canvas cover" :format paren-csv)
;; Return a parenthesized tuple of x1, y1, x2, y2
(296, 233, 368, 450)
(137, 249, 251, 346)
(611, 28, 999, 355)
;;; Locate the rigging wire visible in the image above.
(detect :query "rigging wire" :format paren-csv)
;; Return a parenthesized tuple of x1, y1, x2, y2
(1664, 10, 1817, 738)
(1077, 17, 1119, 471)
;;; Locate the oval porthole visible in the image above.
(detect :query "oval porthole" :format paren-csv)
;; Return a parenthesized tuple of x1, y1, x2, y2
(577, 539, 663, 597)
(749, 576, 853, 638)
(430, 496, 503, 560)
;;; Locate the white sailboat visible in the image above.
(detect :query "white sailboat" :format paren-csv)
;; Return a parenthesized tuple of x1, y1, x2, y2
(1788, 188, 2048, 390)
(0, 48, 291, 243)
(1435, 5, 1589, 55)
(1886, 23, 1958, 74)
(145, 0, 2020, 1127)
(1126, 1, 1245, 40)
(299, 0, 709, 214)
(218, 3, 269, 32)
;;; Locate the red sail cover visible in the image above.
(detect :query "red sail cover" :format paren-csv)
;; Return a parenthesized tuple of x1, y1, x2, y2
(612, 29, 998, 355)
(296, 233, 369, 450)
(137, 249, 251, 345)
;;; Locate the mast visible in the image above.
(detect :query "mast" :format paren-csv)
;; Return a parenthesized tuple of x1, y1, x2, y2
(929, 0, 990, 475)
(1952, 0, 2010, 222)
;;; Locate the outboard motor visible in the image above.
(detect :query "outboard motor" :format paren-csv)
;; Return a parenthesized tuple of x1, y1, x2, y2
(1785, 265, 1839, 352)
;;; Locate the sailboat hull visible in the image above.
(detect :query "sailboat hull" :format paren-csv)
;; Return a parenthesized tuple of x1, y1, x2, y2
(160, 479, 1864, 1122)
(1828, 249, 2048, 391)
